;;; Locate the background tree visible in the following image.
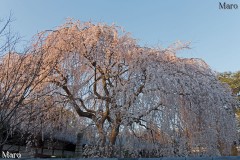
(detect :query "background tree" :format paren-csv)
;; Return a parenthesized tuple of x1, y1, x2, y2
(0, 16, 56, 153)
(218, 71, 240, 101)
(0, 15, 21, 152)
(218, 71, 240, 136)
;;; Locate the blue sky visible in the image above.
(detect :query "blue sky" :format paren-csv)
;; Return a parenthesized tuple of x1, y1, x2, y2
(0, 0, 239, 72)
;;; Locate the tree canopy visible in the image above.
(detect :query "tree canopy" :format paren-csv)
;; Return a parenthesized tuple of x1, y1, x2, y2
(0, 20, 238, 157)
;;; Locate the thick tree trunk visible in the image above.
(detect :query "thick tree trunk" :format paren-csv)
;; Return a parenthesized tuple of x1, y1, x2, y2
(109, 125, 120, 145)
(96, 124, 106, 147)
(109, 124, 120, 157)
(109, 113, 121, 146)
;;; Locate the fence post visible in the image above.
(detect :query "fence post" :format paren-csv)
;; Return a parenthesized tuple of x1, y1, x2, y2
(75, 132, 83, 157)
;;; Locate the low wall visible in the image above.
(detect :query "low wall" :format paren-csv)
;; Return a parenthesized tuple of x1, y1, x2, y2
(2, 144, 75, 158)
(1, 157, 240, 160)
